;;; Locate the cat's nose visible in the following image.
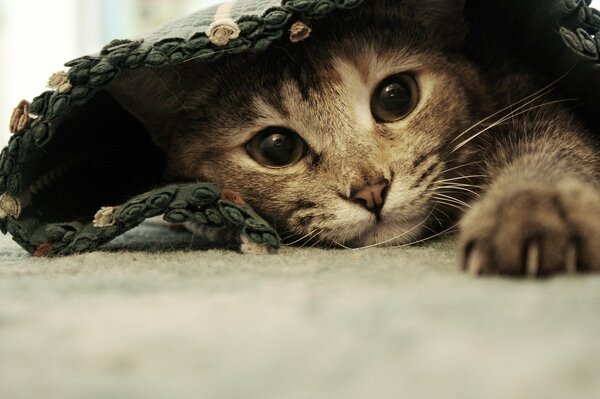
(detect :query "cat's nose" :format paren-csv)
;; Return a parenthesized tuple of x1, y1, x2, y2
(350, 179, 390, 214)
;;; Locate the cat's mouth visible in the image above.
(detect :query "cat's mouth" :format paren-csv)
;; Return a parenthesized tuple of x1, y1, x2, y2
(338, 213, 432, 248)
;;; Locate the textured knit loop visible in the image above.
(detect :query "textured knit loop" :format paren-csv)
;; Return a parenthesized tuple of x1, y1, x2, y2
(116, 203, 147, 224)
(101, 39, 135, 55)
(169, 200, 189, 210)
(93, 207, 117, 228)
(155, 37, 186, 51)
(0, 193, 21, 219)
(71, 236, 97, 253)
(8, 137, 21, 157)
(237, 19, 262, 39)
(29, 92, 53, 116)
(220, 205, 246, 225)
(145, 48, 171, 66)
(2, 157, 13, 175)
(264, 10, 290, 28)
(89, 62, 118, 86)
(9, 100, 31, 134)
(6, 174, 20, 196)
(205, 208, 224, 225)
(47, 93, 70, 120)
(290, 21, 312, 42)
(127, 46, 153, 67)
(248, 232, 264, 244)
(48, 71, 73, 94)
(244, 217, 265, 229)
(193, 212, 209, 224)
(46, 225, 70, 241)
(560, 0, 600, 60)
(165, 209, 194, 224)
(564, 0, 587, 11)
(31, 122, 50, 147)
(190, 185, 220, 203)
(207, 18, 241, 46)
(261, 233, 279, 247)
(146, 189, 177, 209)
(69, 87, 94, 101)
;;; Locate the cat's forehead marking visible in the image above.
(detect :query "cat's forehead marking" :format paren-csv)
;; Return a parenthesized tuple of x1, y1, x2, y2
(249, 46, 424, 143)
(330, 57, 374, 133)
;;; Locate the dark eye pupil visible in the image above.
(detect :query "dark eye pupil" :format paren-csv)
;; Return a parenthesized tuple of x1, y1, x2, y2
(372, 74, 418, 123)
(247, 128, 307, 168)
(380, 82, 410, 110)
(259, 134, 295, 166)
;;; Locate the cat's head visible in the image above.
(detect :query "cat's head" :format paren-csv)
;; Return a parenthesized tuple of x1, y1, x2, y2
(110, 0, 492, 247)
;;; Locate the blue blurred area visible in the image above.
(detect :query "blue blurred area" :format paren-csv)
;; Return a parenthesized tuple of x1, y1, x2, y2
(0, 0, 223, 143)
(97, 0, 223, 41)
(100, 0, 131, 41)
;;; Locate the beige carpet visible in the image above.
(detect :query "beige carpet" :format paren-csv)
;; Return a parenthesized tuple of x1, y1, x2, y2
(1, 223, 599, 399)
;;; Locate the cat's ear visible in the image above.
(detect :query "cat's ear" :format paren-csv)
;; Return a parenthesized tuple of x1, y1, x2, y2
(107, 66, 195, 151)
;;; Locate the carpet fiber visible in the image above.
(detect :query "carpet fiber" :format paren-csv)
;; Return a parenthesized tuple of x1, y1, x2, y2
(1, 223, 599, 399)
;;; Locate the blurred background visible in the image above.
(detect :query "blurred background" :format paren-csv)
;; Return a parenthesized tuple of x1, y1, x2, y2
(0, 0, 599, 143)
(0, 0, 221, 143)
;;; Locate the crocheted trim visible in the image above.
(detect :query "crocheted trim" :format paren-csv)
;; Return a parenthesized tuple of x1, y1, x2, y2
(289, 21, 312, 42)
(6, 183, 279, 257)
(0, 193, 21, 219)
(208, 18, 241, 46)
(9, 100, 31, 134)
(93, 207, 117, 228)
(560, 0, 600, 60)
(48, 71, 73, 94)
(207, 2, 241, 46)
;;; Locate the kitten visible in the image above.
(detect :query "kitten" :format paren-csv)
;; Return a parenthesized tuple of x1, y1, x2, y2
(109, 0, 600, 276)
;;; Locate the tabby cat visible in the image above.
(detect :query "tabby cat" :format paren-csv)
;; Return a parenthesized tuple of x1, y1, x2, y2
(110, 0, 600, 276)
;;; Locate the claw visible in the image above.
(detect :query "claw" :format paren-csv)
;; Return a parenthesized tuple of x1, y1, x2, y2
(526, 243, 540, 278)
(466, 246, 486, 276)
(565, 244, 578, 274)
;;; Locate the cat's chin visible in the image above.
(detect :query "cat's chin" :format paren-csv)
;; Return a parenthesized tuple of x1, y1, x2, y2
(342, 216, 429, 248)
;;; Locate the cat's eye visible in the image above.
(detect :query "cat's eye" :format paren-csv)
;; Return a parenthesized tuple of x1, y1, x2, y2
(371, 73, 419, 123)
(246, 127, 307, 168)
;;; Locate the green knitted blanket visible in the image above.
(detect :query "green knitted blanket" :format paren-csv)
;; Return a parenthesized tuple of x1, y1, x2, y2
(1, 0, 599, 256)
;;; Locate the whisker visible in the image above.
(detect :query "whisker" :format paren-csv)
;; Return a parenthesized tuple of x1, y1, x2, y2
(310, 233, 329, 249)
(394, 223, 459, 248)
(436, 182, 481, 190)
(432, 206, 452, 222)
(434, 193, 472, 208)
(349, 208, 436, 251)
(438, 161, 482, 175)
(450, 71, 571, 145)
(432, 199, 469, 213)
(452, 98, 577, 152)
(436, 186, 481, 197)
(299, 229, 323, 249)
(283, 229, 319, 246)
(435, 174, 487, 183)
(331, 239, 352, 249)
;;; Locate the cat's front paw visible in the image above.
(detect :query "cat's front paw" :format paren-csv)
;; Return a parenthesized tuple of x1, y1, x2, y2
(459, 180, 600, 277)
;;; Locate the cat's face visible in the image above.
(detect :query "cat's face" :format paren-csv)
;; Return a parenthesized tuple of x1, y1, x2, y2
(163, 39, 490, 246)
(113, 0, 492, 247)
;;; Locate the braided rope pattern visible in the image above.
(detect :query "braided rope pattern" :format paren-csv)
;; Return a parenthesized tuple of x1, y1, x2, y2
(560, 0, 600, 60)
(6, 183, 279, 256)
(0, 0, 363, 255)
